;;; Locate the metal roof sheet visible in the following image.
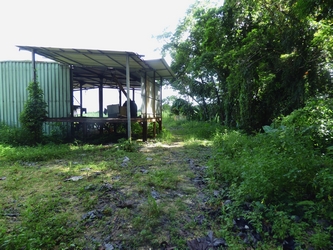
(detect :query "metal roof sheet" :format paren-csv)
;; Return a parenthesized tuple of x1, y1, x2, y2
(146, 59, 175, 79)
(17, 46, 174, 79)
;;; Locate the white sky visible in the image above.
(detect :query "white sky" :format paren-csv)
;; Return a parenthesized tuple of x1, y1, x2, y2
(0, 0, 222, 111)
(0, 0, 203, 61)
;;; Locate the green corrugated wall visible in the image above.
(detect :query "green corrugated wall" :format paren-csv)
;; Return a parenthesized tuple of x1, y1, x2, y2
(0, 61, 71, 134)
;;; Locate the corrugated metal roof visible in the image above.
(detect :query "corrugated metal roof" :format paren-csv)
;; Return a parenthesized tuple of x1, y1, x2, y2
(17, 46, 175, 79)
(146, 59, 175, 79)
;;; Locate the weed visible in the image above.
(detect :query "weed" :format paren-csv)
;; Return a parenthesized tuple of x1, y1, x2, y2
(149, 196, 162, 218)
(147, 168, 181, 190)
(117, 138, 139, 152)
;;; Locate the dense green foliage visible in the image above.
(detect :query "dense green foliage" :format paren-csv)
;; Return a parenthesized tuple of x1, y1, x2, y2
(162, 0, 333, 132)
(20, 80, 48, 144)
(0, 123, 31, 146)
(207, 98, 333, 247)
(275, 97, 333, 153)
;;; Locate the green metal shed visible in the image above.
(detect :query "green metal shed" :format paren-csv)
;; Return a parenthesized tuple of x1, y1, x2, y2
(1, 46, 174, 141)
(0, 61, 71, 133)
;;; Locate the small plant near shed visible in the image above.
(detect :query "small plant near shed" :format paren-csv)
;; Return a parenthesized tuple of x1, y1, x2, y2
(20, 80, 48, 144)
(117, 138, 138, 152)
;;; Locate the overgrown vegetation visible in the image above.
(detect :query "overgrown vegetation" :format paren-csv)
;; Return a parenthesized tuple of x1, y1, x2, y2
(206, 97, 333, 248)
(19, 80, 48, 144)
(1, 100, 333, 248)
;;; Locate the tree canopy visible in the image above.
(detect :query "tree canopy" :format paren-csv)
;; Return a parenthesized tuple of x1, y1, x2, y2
(162, 0, 333, 132)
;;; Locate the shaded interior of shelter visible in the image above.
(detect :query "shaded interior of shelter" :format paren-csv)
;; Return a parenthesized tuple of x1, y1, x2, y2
(17, 46, 174, 143)
(70, 65, 161, 143)
(72, 65, 142, 116)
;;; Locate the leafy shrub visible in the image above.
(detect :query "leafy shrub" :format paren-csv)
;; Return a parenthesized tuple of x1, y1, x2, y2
(170, 98, 198, 120)
(148, 122, 160, 137)
(132, 122, 143, 135)
(274, 97, 333, 153)
(20, 80, 48, 144)
(47, 122, 70, 143)
(117, 138, 138, 152)
(179, 120, 223, 140)
(209, 128, 331, 204)
(0, 123, 33, 146)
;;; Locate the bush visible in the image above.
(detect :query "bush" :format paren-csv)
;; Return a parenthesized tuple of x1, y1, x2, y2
(208, 127, 333, 246)
(170, 98, 198, 120)
(20, 80, 48, 144)
(209, 127, 332, 205)
(0, 123, 33, 146)
(274, 97, 333, 153)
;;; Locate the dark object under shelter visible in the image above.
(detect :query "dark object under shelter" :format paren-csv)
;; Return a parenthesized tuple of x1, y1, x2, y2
(16, 46, 174, 142)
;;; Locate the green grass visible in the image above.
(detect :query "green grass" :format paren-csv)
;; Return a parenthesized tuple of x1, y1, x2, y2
(0, 117, 213, 249)
(0, 111, 332, 249)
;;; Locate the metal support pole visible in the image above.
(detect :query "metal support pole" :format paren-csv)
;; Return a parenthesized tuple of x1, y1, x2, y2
(32, 49, 37, 83)
(126, 54, 131, 141)
(152, 71, 156, 138)
(153, 71, 156, 119)
(80, 82, 83, 117)
(99, 78, 104, 134)
(145, 72, 148, 118)
(99, 78, 103, 118)
(70, 66, 75, 138)
(70, 66, 74, 118)
(160, 77, 163, 132)
(143, 72, 148, 142)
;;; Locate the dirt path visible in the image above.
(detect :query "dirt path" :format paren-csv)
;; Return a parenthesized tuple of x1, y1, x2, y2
(79, 139, 222, 249)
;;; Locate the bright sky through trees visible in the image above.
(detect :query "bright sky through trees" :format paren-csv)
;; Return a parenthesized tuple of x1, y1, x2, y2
(0, 0, 223, 111)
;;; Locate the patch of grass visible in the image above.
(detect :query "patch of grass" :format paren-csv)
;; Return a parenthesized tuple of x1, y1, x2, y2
(147, 168, 182, 190)
(0, 143, 74, 162)
(0, 134, 212, 249)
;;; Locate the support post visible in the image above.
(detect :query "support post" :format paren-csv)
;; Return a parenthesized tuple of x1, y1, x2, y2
(143, 72, 149, 141)
(70, 66, 75, 138)
(99, 78, 103, 118)
(32, 49, 37, 83)
(145, 72, 148, 118)
(99, 78, 104, 134)
(70, 67, 74, 118)
(142, 121, 148, 142)
(126, 54, 131, 141)
(153, 71, 156, 118)
(159, 77, 163, 132)
(80, 82, 83, 117)
(152, 71, 156, 138)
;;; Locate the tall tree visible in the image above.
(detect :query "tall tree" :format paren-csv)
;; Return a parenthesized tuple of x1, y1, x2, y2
(162, 1, 223, 121)
(163, 0, 332, 131)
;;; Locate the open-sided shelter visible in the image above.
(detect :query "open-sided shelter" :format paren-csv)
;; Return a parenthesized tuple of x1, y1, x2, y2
(1, 46, 174, 141)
